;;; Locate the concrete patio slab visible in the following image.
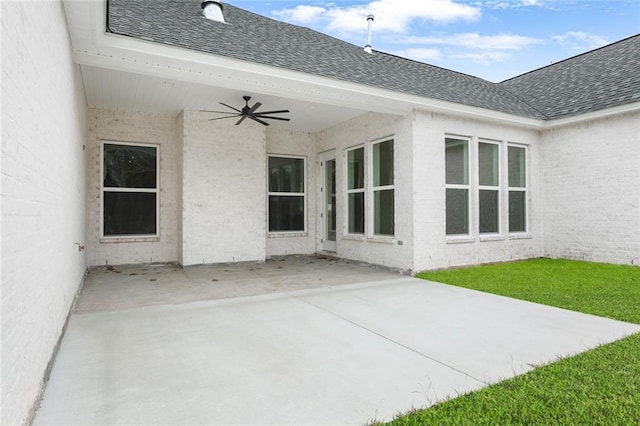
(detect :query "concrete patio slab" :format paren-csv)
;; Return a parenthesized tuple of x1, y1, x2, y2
(34, 259, 640, 425)
(75, 256, 401, 313)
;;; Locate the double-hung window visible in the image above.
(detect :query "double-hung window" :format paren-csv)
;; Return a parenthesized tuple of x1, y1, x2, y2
(347, 147, 365, 234)
(478, 141, 500, 234)
(268, 156, 305, 232)
(102, 142, 159, 237)
(372, 140, 394, 236)
(445, 137, 469, 235)
(445, 137, 528, 237)
(347, 140, 395, 237)
(508, 145, 527, 233)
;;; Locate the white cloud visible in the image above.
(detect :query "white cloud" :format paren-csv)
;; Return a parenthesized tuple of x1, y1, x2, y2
(402, 33, 542, 50)
(272, 0, 481, 35)
(471, 0, 559, 10)
(393, 47, 442, 62)
(272, 5, 326, 24)
(270, 2, 542, 68)
(395, 32, 541, 66)
(552, 31, 609, 50)
(451, 51, 510, 65)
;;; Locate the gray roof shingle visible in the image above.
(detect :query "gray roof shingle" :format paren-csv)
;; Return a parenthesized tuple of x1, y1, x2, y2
(500, 34, 640, 119)
(107, 0, 639, 121)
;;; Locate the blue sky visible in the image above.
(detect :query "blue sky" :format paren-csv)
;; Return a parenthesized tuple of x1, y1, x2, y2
(229, 0, 640, 82)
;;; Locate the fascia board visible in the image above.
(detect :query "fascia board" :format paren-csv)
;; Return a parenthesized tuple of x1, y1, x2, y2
(542, 102, 640, 129)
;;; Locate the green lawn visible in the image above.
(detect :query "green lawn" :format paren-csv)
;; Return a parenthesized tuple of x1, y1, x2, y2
(385, 258, 640, 425)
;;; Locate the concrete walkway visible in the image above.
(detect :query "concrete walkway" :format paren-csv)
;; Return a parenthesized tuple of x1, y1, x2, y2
(34, 257, 640, 425)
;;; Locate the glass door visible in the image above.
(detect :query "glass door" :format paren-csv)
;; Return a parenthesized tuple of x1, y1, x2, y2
(320, 152, 337, 252)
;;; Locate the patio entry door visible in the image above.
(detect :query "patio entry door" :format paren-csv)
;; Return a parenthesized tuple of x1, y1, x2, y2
(320, 151, 337, 252)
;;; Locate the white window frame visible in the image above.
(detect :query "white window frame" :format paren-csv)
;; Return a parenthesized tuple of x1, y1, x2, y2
(267, 154, 307, 235)
(477, 140, 501, 235)
(369, 138, 395, 238)
(445, 136, 471, 237)
(346, 145, 366, 236)
(507, 144, 528, 234)
(100, 140, 160, 241)
(445, 136, 530, 242)
(345, 138, 396, 240)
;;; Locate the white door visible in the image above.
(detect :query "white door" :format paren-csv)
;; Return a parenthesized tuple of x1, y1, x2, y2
(320, 151, 337, 252)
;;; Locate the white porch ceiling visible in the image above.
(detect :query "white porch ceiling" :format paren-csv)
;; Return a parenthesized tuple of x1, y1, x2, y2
(80, 65, 367, 132)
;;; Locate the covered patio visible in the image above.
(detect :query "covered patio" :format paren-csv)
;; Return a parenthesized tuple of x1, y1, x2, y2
(34, 256, 639, 424)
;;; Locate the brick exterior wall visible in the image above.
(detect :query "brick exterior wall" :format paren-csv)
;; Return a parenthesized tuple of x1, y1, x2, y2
(266, 128, 317, 256)
(541, 111, 640, 265)
(180, 110, 266, 265)
(1, 1, 88, 424)
(412, 111, 544, 271)
(86, 109, 179, 266)
(315, 112, 415, 271)
(83, 103, 639, 273)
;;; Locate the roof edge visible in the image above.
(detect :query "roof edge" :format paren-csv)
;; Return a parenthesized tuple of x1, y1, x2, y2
(500, 33, 640, 84)
(72, 19, 546, 128)
(542, 101, 640, 130)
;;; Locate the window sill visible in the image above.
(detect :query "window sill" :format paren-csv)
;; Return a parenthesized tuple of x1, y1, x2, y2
(100, 236, 160, 243)
(479, 234, 506, 242)
(342, 234, 397, 244)
(368, 236, 396, 244)
(446, 236, 475, 244)
(509, 233, 532, 240)
(268, 232, 308, 238)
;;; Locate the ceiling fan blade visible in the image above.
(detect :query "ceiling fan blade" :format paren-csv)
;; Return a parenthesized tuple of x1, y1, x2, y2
(236, 115, 248, 125)
(219, 102, 243, 113)
(201, 109, 238, 114)
(258, 116, 290, 122)
(248, 102, 262, 114)
(209, 115, 241, 121)
(254, 110, 290, 115)
(249, 116, 270, 126)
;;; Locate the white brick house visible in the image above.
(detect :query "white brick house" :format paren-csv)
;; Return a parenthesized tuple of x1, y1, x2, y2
(1, 1, 638, 424)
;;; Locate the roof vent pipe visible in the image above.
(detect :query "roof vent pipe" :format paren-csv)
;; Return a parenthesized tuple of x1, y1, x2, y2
(364, 14, 374, 53)
(201, 1, 225, 23)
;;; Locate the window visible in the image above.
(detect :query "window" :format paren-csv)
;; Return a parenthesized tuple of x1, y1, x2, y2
(102, 142, 158, 237)
(445, 137, 529, 238)
(372, 140, 394, 236)
(346, 140, 395, 238)
(347, 147, 365, 234)
(478, 141, 500, 233)
(445, 137, 469, 235)
(508, 145, 527, 232)
(268, 156, 305, 232)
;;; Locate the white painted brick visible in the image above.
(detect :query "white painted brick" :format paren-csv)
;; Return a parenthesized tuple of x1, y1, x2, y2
(86, 109, 179, 266)
(315, 112, 415, 271)
(412, 111, 544, 271)
(180, 110, 266, 265)
(1, 1, 87, 424)
(266, 129, 316, 256)
(541, 111, 640, 265)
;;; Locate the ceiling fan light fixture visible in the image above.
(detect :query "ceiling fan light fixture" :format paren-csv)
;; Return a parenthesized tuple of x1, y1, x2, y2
(201, 96, 290, 126)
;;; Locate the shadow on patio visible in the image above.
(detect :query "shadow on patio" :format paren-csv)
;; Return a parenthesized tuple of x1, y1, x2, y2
(75, 255, 405, 313)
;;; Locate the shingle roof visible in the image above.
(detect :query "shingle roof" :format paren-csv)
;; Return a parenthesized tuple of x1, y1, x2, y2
(107, 0, 639, 121)
(500, 34, 640, 119)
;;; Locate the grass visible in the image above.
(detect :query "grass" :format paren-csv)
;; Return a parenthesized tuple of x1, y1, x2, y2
(418, 258, 640, 323)
(385, 258, 640, 425)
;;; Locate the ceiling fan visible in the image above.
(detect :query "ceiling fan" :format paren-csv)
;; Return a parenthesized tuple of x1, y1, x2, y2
(201, 95, 290, 126)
